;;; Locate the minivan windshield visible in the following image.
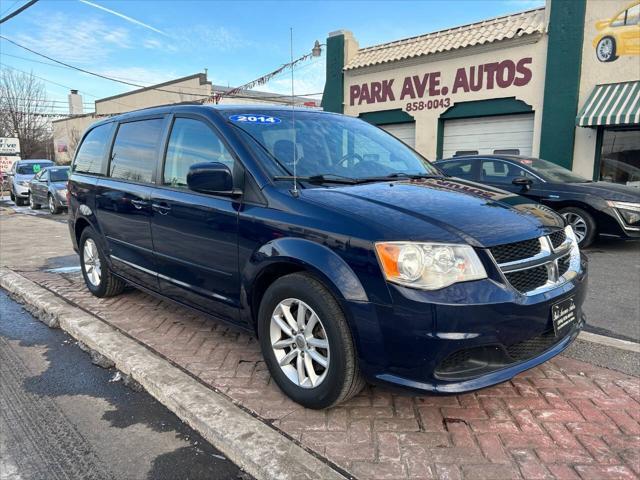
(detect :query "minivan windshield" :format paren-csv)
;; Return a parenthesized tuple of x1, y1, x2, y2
(17, 162, 52, 175)
(49, 168, 70, 182)
(225, 110, 440, 180)
(512, 157, 590, 183)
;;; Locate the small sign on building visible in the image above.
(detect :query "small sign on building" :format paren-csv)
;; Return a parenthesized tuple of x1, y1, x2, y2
(0, 137, 20, 155)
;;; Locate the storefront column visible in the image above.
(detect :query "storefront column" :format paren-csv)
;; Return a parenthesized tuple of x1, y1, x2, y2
(538, 0, 587, 169)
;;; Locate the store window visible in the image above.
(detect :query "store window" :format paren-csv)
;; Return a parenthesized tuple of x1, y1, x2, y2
(599, 129, 640, 187)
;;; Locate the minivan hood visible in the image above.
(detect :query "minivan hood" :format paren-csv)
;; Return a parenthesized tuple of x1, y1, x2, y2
(303, 178, 564, 247)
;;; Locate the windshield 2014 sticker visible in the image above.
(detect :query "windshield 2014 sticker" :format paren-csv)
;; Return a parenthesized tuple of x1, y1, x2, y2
(229, 114, 281, 125)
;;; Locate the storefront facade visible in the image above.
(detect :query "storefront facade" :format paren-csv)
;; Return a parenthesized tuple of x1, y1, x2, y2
(321, 0, 639, 186)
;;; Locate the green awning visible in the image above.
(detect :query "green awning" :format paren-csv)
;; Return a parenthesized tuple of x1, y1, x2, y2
(576, 81, 640, 127)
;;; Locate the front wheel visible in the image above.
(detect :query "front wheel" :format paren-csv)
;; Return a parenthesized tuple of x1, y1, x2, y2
(79, 227, 126, 297)
(596, 37, 617, 62)
(258, 273, 365, 409)
(29, 193, 41, 210)
(48, 194, 61, 214)
(560, 207, 597, 248)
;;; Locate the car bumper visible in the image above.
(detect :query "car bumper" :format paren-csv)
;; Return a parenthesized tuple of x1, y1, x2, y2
(14, 184, 29, 197)
(346, 255, 588, 394)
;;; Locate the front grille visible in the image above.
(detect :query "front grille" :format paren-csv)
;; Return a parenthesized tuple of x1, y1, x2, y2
(506, 330, 560, 361)
(558, 254, 570, 277)
(549, 230, 566, 249)
(504, 265, 548, 293)
(490, 238, 541, 264)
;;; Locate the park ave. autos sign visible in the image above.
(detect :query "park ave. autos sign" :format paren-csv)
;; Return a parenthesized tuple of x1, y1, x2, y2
(348, 57, 533, 112)
(0, 137, 20, 155)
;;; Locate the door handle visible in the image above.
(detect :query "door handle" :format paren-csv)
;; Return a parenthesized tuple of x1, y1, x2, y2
(151, 202, 171, 215)
(130, 199, 147, 209)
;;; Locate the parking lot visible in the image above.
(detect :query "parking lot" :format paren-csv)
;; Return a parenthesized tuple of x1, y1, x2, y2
(1, 198, 639, 480)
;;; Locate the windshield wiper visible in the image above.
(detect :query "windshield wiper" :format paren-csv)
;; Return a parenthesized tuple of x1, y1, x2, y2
(355, 172, 445, 183)
(273, 174, 358, 185)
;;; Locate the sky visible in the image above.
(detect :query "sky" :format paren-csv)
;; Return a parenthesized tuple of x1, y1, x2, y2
(0, 0, 544, 114)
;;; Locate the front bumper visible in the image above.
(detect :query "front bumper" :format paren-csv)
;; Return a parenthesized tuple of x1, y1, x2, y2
(13, 183, 29, 197)
(347, 255, 588, 394)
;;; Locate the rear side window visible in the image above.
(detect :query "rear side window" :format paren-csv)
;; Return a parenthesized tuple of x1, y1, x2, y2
(74, 123, 113, 175)
(110, 119, 164, 183)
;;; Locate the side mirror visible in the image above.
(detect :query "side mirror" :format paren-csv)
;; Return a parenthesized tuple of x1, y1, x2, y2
(186, 162, 237, 196)
(512, 176, 533, 189)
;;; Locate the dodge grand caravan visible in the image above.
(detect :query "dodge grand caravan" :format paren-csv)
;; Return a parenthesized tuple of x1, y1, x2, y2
(67, 105, 588, 409)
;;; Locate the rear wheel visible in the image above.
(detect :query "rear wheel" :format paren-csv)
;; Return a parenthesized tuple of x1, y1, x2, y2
(258, 273, 365, 409)
(79, 227, 126, 297)
(29, 193, 41, 210)
(560, 207, 596, 248)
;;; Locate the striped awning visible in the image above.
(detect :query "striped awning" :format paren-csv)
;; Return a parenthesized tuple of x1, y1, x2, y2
(576, 81, 640, 127)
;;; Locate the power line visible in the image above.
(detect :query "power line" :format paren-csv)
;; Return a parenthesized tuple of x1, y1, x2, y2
(0, 0, 21, 17)
(0, 35, 216, 98)
(0, 0, 39, 24)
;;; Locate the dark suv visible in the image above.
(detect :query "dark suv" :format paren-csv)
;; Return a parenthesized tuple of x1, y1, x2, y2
(68, 105, 588, 408)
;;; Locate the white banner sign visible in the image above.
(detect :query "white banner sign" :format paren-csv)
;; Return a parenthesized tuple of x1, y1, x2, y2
(0, 137, 20, 155)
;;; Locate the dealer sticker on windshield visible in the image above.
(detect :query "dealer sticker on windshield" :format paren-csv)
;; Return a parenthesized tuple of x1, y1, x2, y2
(229, 114, 281, 125)
(551, 296, 577, 336)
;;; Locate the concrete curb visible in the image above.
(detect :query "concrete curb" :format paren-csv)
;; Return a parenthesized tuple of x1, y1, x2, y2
(0, 268, 347, 480)
(578, 330, 640, 353)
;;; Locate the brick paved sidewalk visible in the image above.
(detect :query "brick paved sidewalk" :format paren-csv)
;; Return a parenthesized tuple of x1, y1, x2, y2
(15, 268, 639, 480)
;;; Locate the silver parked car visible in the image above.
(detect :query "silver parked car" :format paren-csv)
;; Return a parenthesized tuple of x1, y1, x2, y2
(29, 166, 70, 214)
(8, 159, 54, 206)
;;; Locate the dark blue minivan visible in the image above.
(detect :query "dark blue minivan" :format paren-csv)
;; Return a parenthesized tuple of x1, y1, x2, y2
(68, 105, 588, 408)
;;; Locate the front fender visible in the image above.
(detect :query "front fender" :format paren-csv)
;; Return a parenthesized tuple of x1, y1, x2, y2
(244, 237, 369, 303)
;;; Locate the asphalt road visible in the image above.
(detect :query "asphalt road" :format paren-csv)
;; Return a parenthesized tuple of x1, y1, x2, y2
(0, 290, 250, 480)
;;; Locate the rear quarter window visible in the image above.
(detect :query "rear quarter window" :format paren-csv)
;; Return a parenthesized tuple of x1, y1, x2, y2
(109, 119, 164, 183)
(73, 123, 114, 175)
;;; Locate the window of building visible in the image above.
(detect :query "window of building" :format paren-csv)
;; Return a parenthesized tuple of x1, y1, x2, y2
(493, 149, 520, 155)
(599, 129, 640, 187)
(73, 124, 113, 175)
(163, 118, 235, 187)
(454, 150, 478, 157)
(110, 119, 163, 183)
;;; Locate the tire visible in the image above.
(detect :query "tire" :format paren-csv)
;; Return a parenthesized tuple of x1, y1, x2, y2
(29, 193, 41, 210)
(10, 190, 15, 202)
(258, 272, 365, 409)
(560, 207, 597, 248)
(48, 194, 61, 214)
(79, 227, 126, 298)
(596, 37, 617, 62)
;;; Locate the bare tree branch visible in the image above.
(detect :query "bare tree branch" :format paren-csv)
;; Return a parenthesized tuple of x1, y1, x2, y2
(0, 69, 53, 159)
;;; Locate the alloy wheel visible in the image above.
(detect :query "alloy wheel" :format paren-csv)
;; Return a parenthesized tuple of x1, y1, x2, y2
(597, 38, 613, 61)
(562, 212, 587, 244)
(269, 298, 330, 389)
(49, 196, 55, 213)
(30, 194, 35, 208)
(83, 239, 102, 287)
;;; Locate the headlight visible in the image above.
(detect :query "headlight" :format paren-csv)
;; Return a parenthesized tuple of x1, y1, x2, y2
(57, 189, 68, 198)
(375, 242, 487, 290)
(18, 180, 29, 186)
(607, 201, 640, 226)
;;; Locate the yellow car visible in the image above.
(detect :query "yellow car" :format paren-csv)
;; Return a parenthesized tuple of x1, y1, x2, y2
(593, 1, 640, 62)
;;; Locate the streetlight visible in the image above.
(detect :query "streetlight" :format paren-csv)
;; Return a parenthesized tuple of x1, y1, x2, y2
(312, 40, 325, 57)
